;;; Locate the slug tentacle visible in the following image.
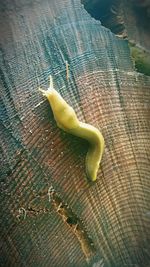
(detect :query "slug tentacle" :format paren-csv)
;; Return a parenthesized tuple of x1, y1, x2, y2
(39, 76, 104, 182)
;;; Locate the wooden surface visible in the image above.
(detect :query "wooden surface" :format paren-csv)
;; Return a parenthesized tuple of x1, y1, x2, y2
(0, 0, 150, 266)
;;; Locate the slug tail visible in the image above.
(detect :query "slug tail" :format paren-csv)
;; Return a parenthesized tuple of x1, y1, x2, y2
(86, 131, 104, 182)
(85, 147, 99, 182)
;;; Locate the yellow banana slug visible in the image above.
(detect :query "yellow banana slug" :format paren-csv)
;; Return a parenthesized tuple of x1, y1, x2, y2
(39, 76, 104, 181)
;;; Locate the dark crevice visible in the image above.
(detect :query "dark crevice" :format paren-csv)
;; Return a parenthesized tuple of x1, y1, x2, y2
(131, 0, 150, 20)
(81, 0, 126, 37)
(81, 0, 150, 76)
(128, 1, 150, 76)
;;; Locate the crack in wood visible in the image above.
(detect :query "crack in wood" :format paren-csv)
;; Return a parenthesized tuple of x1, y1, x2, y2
(49, 188, 96, 262)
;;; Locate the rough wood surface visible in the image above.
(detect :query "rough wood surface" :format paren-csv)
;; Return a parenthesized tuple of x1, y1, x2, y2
(0, 0, 150, 267)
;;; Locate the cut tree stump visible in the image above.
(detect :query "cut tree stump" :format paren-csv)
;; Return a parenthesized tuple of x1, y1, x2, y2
(0, 0, 150, 266)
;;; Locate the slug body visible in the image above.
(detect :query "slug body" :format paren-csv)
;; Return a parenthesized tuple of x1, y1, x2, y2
(39, 76, 104, 181)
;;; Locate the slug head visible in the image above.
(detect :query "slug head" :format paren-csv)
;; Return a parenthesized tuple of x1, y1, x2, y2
(39, 76, 79, 131)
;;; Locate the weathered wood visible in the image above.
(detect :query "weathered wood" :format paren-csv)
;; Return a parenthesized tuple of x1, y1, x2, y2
(0, 0, 150, 266)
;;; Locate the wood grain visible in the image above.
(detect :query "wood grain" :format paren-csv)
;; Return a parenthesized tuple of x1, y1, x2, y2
(0, 0, 150, 266)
